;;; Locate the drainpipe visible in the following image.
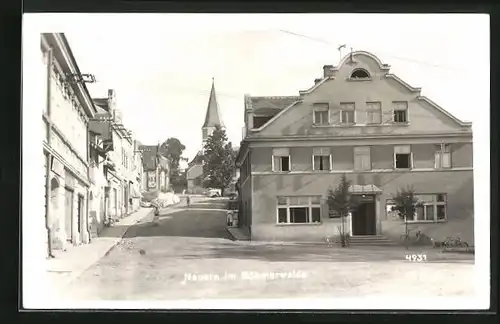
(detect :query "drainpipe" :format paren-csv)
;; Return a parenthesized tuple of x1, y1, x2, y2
(44, 45, 54, 258)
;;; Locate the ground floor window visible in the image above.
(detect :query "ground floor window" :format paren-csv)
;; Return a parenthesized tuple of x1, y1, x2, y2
(386, 193, 447, 222)
(277, 196, 321, 224)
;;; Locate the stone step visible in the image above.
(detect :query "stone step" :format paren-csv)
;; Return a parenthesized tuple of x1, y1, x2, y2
(347, 235, 398, 246)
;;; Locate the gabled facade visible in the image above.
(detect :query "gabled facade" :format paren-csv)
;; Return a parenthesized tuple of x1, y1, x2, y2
(236, 51, 474, 244)
(139, 144, 171, 192)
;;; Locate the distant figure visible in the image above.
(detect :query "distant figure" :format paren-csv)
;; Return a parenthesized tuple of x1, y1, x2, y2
(182, 189, 186, 195)
(186, 195, 191, 207)
(227, 210, 234, 227)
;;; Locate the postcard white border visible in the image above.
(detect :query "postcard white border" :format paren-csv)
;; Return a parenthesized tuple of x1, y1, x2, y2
(22, 13, 490, 310)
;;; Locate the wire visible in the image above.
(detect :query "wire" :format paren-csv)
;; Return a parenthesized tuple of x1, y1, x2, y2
(277, 29, 473, 74)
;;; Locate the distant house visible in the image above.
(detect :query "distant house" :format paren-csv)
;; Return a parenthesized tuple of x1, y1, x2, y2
(187, 78, 225, 194)
(139, 144, 170, 192)
(235, 51, 474, 244)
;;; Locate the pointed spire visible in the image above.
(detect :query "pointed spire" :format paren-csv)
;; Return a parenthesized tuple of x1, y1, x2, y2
(202, 78, 224, 128)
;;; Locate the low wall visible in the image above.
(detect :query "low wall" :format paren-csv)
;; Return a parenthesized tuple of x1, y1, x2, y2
(251, 217, 349, 242)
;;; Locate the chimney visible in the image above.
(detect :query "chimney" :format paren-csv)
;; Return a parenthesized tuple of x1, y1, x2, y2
(107, 89, 116, 116)
(323, 65, 334, 78)
(244, 94, 254, 132)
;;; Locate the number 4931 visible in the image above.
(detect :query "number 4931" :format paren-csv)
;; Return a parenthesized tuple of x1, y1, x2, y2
(405, 254, 427, 262)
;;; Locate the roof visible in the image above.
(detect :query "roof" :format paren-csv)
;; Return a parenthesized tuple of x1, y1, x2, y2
(188, 151, 204, 167)
(202, 78, 224, 128)
(250, 96, 301, 111)
(93, 98, 109, 110)
(349, 184, 382, 194)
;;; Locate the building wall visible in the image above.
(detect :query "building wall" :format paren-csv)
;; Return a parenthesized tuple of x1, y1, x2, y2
(187, 164, 204, 194)
(242, 52, 474, 244)
(255, 55, 469, 139)
(250, 143, 472, 173)
(42, 38, 91, 250)
(250, 170, 473, 243)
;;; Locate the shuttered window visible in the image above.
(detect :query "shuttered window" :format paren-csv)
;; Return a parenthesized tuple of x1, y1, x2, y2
(354, 146, 371, 171)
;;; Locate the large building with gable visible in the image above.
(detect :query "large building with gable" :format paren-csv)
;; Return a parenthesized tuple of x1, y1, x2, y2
(235, 51, 474, 244)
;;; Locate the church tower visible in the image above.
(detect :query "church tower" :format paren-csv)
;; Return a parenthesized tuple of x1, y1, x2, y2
(201, 78, 225, 148)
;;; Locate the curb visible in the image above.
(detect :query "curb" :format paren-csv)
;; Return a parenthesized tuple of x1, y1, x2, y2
(57, 208, 156, 289)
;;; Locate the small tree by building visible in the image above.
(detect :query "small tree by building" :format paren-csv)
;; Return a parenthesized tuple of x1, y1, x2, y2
(327, 174, 359, 247)
(390, 185, 422, 249)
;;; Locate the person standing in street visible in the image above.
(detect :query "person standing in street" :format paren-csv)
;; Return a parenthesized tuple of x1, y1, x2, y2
(186, 195, 191, 207)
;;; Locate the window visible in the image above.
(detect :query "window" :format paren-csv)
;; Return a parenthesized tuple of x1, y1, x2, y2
(313, 148, 331, 171)
(393, 101, 408, 123)
(411, 194, 447, 222)
(394, 145, 412, 169)
(272, 148, 291, 172)
(435, 144, 451, 169)
(277, 196, 321, 224)
(354, 146, 371, 171)
(253, 116, 273, 128)
(350, 69, 370, 79)
(313, 103, 329, 125)
(340, 103, 355, 124)
(366, 102, 382, 124)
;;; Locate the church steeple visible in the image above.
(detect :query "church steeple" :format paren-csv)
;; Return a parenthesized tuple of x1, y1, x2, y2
(202, 78, 224, 143)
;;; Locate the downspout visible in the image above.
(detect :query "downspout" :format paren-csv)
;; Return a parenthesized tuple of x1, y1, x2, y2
(44, 45, 54, 258)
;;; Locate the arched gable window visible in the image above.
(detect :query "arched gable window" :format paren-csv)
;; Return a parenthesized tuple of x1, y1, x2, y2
(350, 68, 371, 79)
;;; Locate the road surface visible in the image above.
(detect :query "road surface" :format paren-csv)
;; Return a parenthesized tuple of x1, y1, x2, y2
(61, 198, 475, 302)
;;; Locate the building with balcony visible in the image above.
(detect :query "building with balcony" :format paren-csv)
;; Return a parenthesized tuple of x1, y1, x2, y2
(235, 51, 474, 244)
(41, 33, 97, 256)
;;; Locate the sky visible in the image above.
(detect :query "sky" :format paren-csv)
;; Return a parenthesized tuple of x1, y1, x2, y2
(29, 14, 489, 168)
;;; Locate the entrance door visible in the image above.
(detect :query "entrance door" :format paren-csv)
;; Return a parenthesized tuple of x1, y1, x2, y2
(64, 187, 73, 242)
(351, 195, 377, 235)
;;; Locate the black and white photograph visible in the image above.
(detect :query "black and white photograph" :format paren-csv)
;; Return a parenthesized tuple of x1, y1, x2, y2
(22, 13, 490, 310)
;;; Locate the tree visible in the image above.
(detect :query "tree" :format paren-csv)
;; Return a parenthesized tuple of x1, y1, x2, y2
(160, 137, 187, 189)
(202, 126, 236, 196)
(326, 174, 359, 247)
(390, 185, 422, 249)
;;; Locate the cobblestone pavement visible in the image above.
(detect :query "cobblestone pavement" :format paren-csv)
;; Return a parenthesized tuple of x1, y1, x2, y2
(62, 203, 475, 302)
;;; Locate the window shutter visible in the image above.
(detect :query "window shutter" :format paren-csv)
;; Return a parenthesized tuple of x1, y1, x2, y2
(434, 151, 442, 168)
(361, 153, 371, 170)
(272, 148, 290, 156)
(354, 155, 363, 171)
(354, 146, 370, 155)
(442, 152, 451, 168)
(394, 145, 411, 154)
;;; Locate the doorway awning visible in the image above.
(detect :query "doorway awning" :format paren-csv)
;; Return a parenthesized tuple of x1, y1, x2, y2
(349, 184, 382, 194)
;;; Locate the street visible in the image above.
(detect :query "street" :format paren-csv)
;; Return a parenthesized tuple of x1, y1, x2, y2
(61, 198, 475, 301)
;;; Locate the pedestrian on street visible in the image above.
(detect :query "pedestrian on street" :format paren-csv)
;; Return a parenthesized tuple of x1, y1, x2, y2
(186, 195, 191, 207)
